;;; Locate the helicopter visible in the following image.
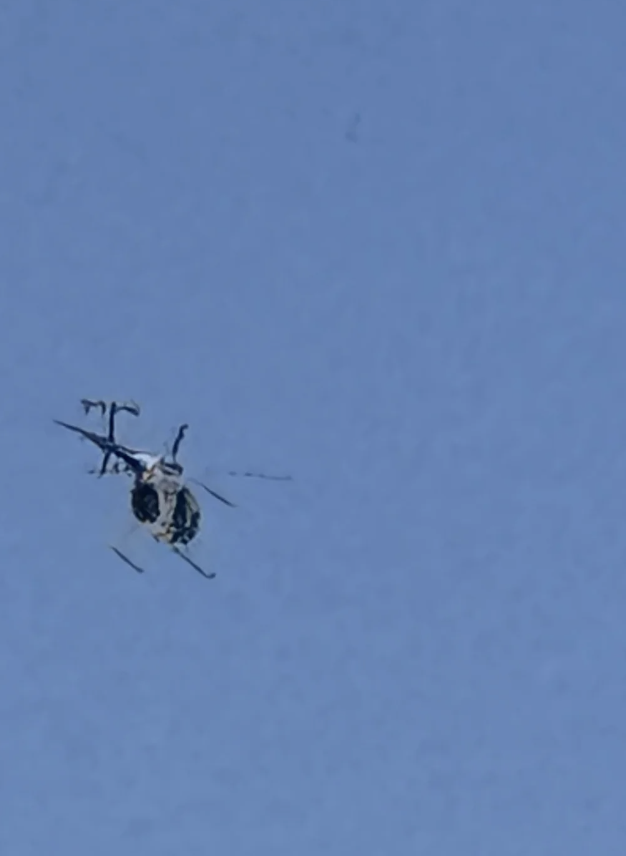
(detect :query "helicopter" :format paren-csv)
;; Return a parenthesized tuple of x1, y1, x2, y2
(54, 399, 290, 579)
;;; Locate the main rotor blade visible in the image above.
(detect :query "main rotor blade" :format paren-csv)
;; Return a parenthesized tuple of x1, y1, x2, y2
(54, 419, 144, 474)
(189, 478, 237, 508)
(227, 470, 292, 481)
(171, 423, 189, 462)
(54, 419, 109, 449)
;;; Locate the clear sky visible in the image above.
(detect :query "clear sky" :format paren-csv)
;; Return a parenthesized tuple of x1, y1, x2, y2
(1, 1, 625, 853)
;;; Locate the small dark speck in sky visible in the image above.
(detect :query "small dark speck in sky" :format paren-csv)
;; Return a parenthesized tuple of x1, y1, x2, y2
(346, 113, 361, 143)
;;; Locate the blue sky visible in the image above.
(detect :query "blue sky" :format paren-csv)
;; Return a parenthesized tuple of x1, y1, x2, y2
(1, 1, 626, 853)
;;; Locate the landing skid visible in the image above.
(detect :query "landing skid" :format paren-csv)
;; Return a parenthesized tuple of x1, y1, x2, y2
(109, 544, 215, 580)
(172, 546, 216, 579)
(110, 546, 145, 573)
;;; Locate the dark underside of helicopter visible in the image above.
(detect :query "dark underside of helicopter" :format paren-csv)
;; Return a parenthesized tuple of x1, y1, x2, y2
(130, 483, 201, 546)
